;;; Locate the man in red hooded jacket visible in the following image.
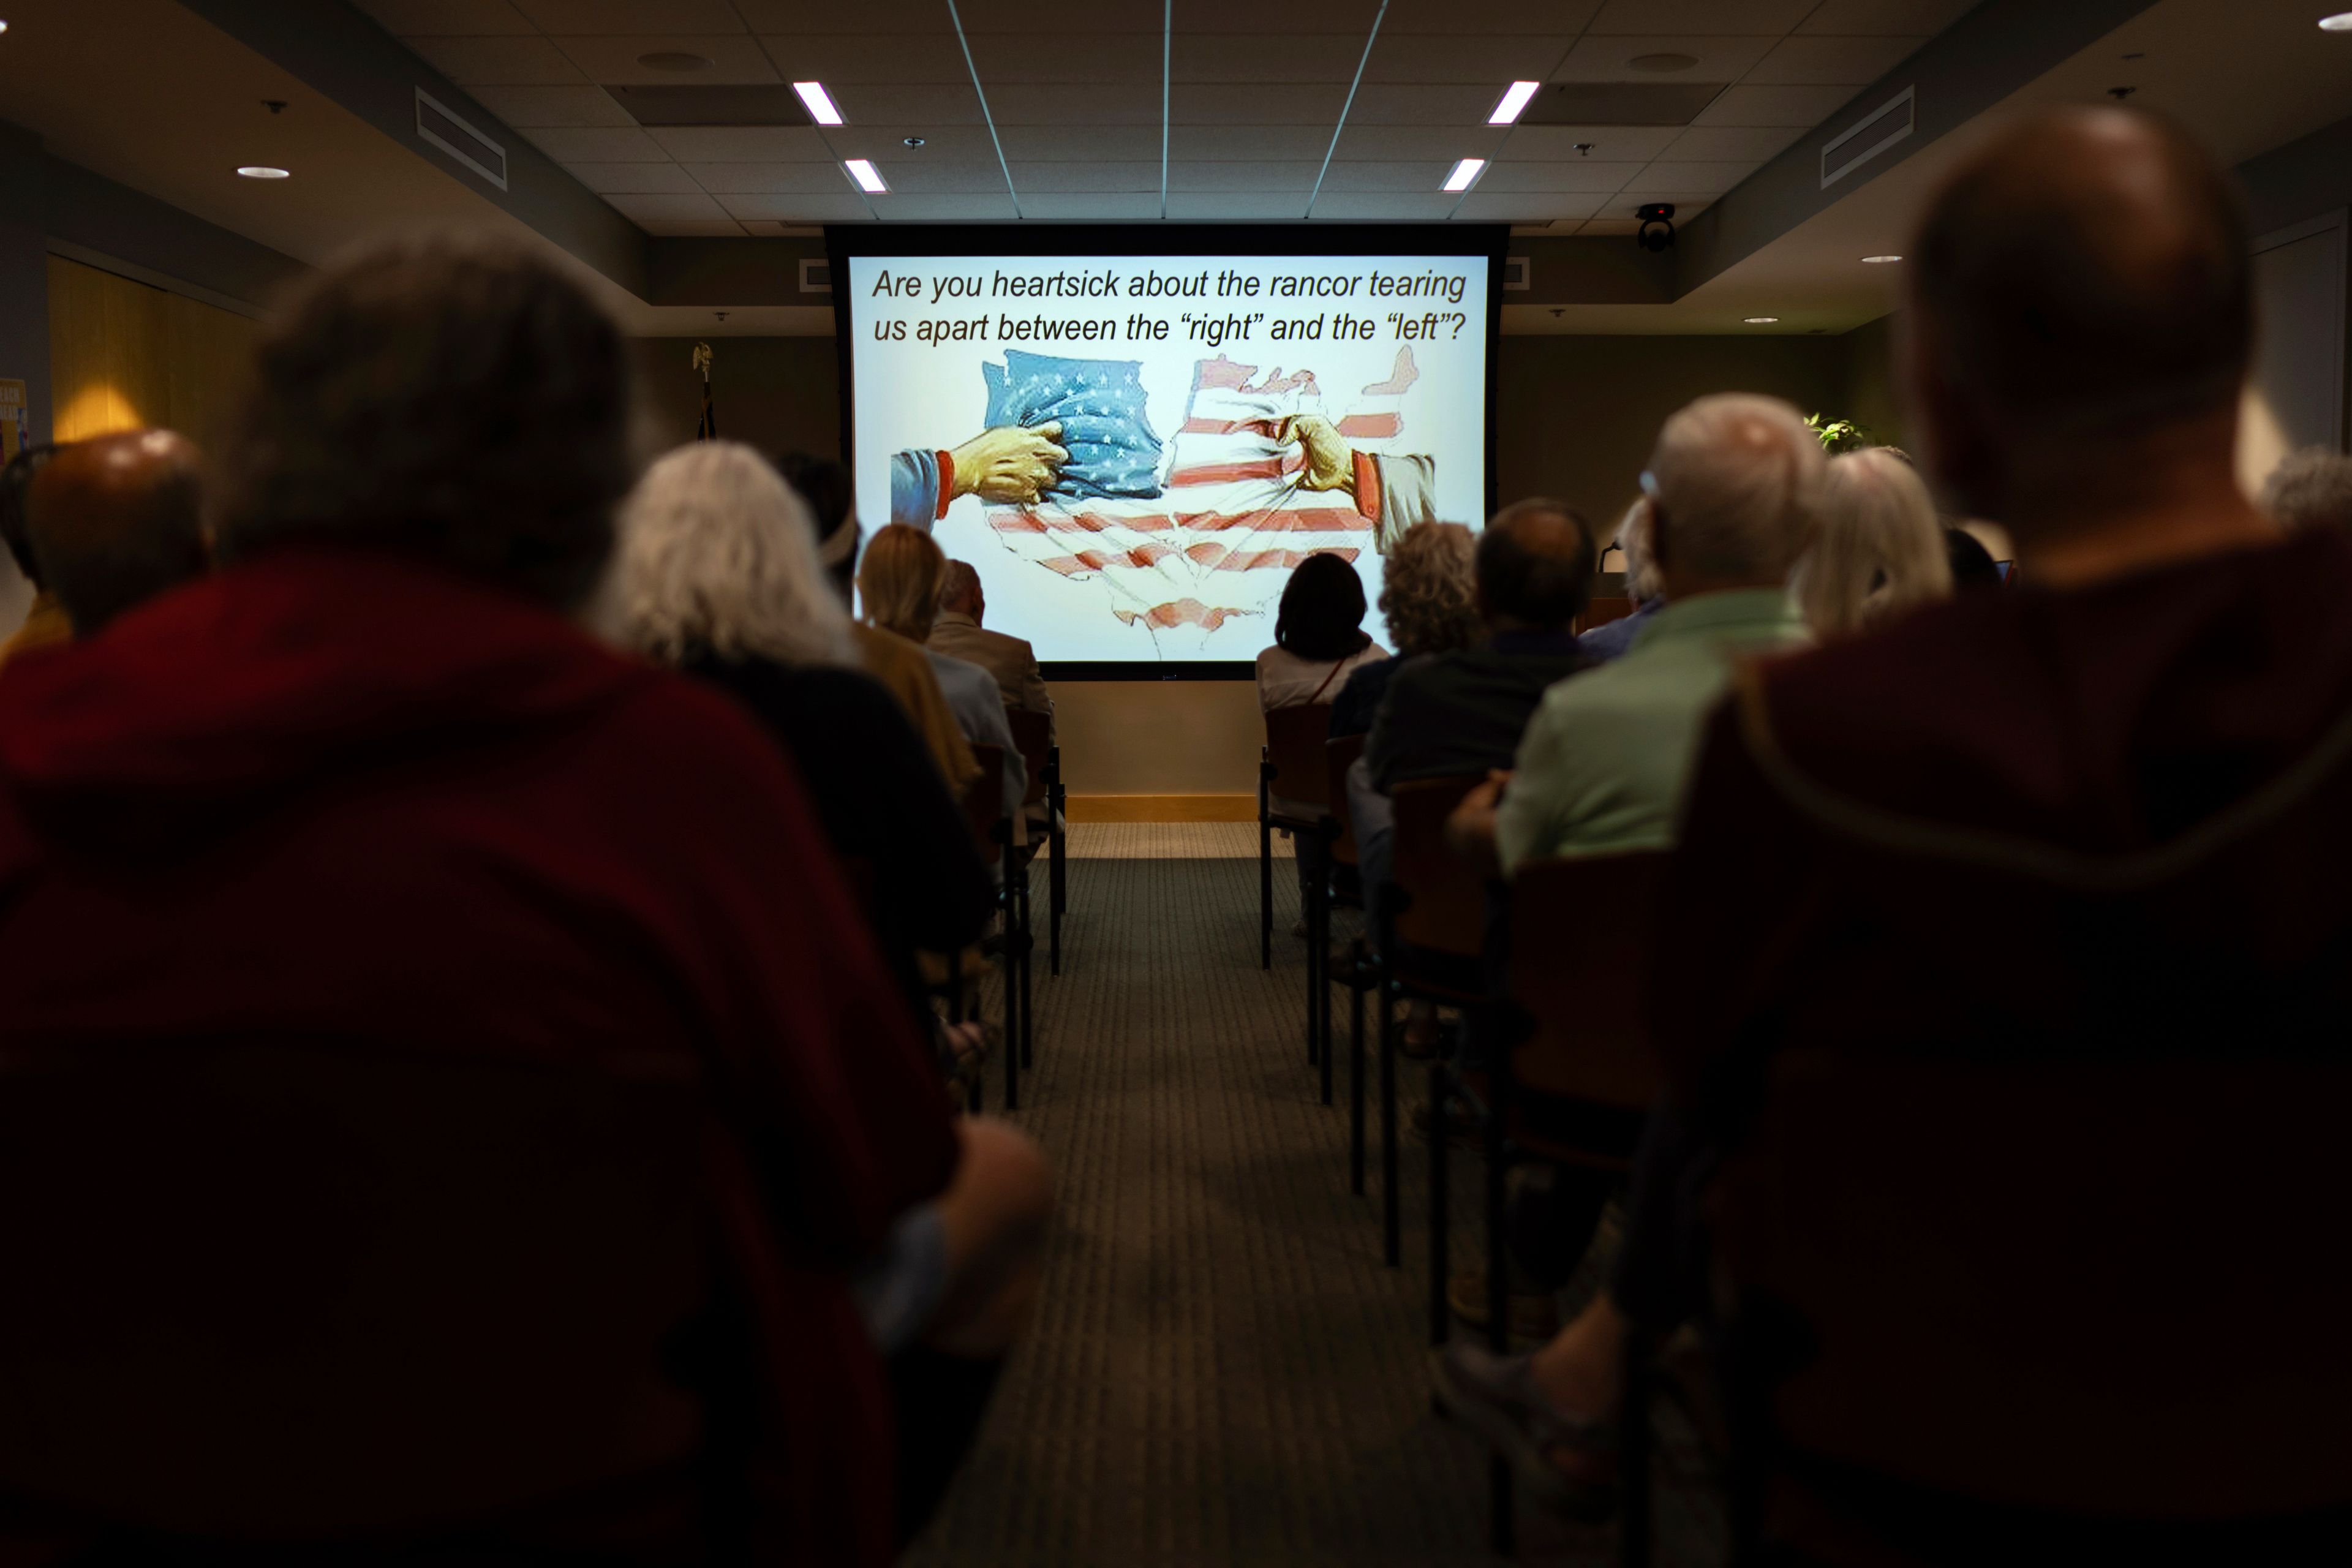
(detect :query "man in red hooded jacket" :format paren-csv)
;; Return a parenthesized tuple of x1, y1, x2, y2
(0, 235, 1044, 1564)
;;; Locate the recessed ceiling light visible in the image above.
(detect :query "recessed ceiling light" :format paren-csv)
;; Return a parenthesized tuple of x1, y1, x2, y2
(1743, 315, 1779, 324)
(844, 158, 887, 194)
(236, 166, 290, 179)
(1861, 254, 1902, 263)
(2321, 12, 2352, 30)
(637, 50, 711, 71)
(1630, 52, 1700, 72)
(0, 21, 10, 33)
(1488, 81, 1540, 125)
(1442, 157, 1485, 192)
(903, 135, 925, 148)
(793, 80, 844, 126)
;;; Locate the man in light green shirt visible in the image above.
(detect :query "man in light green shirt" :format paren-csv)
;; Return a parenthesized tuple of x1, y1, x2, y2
(1450, 393, 1824, 873)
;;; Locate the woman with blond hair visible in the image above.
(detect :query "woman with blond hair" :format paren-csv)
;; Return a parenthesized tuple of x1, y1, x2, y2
(1792, 446, 1954, 638)
(859, 522, 1025, 820)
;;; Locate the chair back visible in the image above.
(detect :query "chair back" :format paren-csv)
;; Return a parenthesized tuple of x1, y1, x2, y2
(963, 742, 1007, 865)
(1004, 707, 1052, 810)
(1506, 853, 1671, 1112)
(1387, 774, 1488, 959)
(1324, 732, 1367, 869)
(1262, 704, 1333, 820)
(1713, 1049, 2352, 1534)
(0, 1041, 712, 1536)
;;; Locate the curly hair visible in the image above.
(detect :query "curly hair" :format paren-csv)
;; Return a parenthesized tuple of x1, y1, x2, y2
(1376, 521, 1479, 657)
(209, 233, 633, 611)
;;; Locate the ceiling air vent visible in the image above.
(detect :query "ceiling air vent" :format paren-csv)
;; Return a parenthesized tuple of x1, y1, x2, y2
(415, 89, 507, 191)
(801, 258, 831, 293)
(1520, 81, 1728, 127)
(1821, 86, 1914, 189)
(1502, 256, 1530, 291)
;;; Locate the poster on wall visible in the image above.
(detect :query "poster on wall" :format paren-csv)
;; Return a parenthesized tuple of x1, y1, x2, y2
(0, 380, 26, 463)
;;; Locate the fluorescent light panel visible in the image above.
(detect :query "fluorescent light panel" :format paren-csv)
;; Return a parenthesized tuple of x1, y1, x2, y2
(236, 166, 290, 179)
(1743, 315, 1779, 324)
(2322, 12, 2352, 31)
(1861, 254, 1902, 264)
(1488, 81, 1540, 125)
(845, 158, 887, 194)
(1442, 157, 1485, 192)
(793, 80, 843, 126)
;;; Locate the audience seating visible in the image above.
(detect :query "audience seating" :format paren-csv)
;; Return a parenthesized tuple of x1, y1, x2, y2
(0, 1041, 712, 1543)
(1673, 1050, 2352, 1568)
(1259, 703, 1336, 1074)
(1003, 706, 1068, 977)
(944, 742, 1027, 1111)
(1325, 733, 1372, 1156)
(1575, 596, 1633, 635)
(1373, 774, 1488, 1271)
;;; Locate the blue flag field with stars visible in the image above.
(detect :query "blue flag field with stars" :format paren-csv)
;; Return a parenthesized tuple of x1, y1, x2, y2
(982, 350, 1165, 501)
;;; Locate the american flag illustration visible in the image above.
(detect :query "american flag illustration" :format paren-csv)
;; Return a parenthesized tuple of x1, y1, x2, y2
(987, 347, 1422, 644)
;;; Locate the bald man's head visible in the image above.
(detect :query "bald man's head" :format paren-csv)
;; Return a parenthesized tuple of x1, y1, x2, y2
(26, 431, 209, 634)
(1477, 499, 1593, 633)
(1909, 107, 2249, 448)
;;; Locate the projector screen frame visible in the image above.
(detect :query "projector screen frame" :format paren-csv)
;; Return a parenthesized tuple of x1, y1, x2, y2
(824, 222, 1507, 680)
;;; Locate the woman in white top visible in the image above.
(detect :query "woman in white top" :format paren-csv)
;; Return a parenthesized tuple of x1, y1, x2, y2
(1254, 551, 1389, 712)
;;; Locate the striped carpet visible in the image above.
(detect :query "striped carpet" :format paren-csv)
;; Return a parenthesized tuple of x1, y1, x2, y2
(910, 843, 1721, 1567)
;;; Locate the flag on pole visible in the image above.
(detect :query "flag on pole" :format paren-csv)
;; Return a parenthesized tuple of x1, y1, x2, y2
(692, 342, 716, 441)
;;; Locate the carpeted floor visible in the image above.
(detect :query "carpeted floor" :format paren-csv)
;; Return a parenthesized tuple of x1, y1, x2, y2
(909, 849, 1721, 1567)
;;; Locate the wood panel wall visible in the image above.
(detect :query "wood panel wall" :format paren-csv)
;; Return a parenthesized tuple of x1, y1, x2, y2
(47, 255, 257, 446)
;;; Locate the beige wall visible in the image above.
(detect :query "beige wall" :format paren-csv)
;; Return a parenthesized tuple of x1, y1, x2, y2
(47, 255, 257, 445)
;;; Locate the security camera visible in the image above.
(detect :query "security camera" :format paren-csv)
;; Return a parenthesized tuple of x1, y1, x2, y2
(1636, 203, 1676, 253)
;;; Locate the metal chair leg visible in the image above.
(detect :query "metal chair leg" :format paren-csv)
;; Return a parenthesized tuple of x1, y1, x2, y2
(1303, 836, 1322, 1070)
(1017, 861, 1034, 1072)
(1430, 1057, 1450, 1345)
(1049, 797, 1065, 978)
(1379, 973, 1400, 1268)
(1486, 1067, 1515, 1556)
(1317, 872, 1333, 1107)
(1258, 782, 1273, 970)
(1349, 943, 1366, 1195)
(1002, 897, 1020, 1113)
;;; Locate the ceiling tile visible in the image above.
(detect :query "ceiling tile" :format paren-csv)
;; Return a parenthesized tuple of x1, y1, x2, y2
(756, 34, 971, 83)
(1691, 83, 1858, 126)
(874, 195, 1023, 220)
(1452, 191, 1609, 223)
(514, 0, 745, 30)
(991, 83, 1165, 125)
(1346, 83, 1509, 125)
(958, 0, 1163, 30)
(631, 216, 750, 235)
(1164, 192, 1317, 220)
(521, 124, 667, 160)
(1551, 36, 1772, 82)
(681, 162, 857, 194)
(827, 124, 1002, 160)
(1332, 124, 1508, 161)
(1362, 33, 1577, 84)
(714, 192, 873, 221)
(565, 160, 703, 194)
(878, 159, 1014, 194)
(965, 33, 1161, 83)
(605, 190, 733, 222)
(1588, 0, 1815, 34)
(1796, 0, 1978, 36)
(1305, 192, 1460, 220)
(1166, 162, 1326, 192)
(1477, 161, 1643, 193)
(1623, 159, 1755, 194)
(1170, 84, 1352, 124)
(1657, 123, 1804, 161)
(1170, 35, 1363, 84)
(1019, 193, 1166, 219)
(729, 1, 951, 29)
(1009, 162, 1162, 192)
(647, 124, 831, 160)
(736, 220, 823, 235)
(1495, 125, 1679, 161)
(548, 36, 780, 86)
(466, 83, 634, 126)
(1742, 35, 1923, 85)
(826, 83, 988, 125)
(1166, 124, 1335, 160)
(354, 1, 533, 34)
(1319, 162, 1453, 192)
(403, 34, 586, 85)
(1000, 126, 1165, 160)
(1577, 218, 1641, 235)
(1381, 0, 1602, 32)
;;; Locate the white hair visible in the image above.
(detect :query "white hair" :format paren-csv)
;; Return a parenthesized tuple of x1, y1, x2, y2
(1613, 497, 1662, 604)
(1793, 447, 1954, 638)
(1645, 393, 1825, 583)
(2260, 445, 2352, 534)
(608, 440, 853, 668)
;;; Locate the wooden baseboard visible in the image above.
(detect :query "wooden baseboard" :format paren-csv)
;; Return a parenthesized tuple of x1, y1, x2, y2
(1067, 793, 1256, 823)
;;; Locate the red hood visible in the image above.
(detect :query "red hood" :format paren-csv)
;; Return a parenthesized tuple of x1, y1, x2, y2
(0, 549, 646, 853)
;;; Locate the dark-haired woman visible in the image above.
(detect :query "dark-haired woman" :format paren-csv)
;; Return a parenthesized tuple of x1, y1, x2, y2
(1254, 549, 1388, 712)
